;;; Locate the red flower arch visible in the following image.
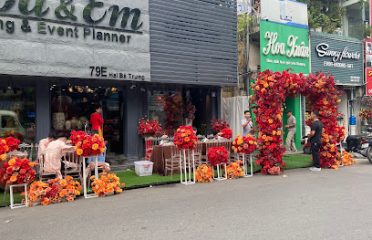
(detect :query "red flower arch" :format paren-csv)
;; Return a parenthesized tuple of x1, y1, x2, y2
(253, 70, 345, 174)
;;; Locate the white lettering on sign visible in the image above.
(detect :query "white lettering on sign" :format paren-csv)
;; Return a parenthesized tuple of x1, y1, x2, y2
(316, 43, 361, 62)
(262, 31, 310, 58)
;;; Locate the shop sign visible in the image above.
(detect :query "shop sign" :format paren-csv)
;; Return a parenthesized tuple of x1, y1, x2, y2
(260, 20, 310, 74)
(0, 0, 150, 81)
(365, 67, 372, 96)
(311, 32, 363, 86)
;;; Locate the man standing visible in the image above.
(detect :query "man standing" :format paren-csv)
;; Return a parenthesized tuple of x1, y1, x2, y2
(308, 110, 323, 172)
(242, 110, 253, 136)
(90, 104, 104, 136)
(285, 111, 297, 152)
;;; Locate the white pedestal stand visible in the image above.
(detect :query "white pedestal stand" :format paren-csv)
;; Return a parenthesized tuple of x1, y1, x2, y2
(242, 154, 253, 177)
(83, 156, 99, 199)
(10, 184, 28, 209)
(213, 163, 227, 181)
(179, 149, 195, 185)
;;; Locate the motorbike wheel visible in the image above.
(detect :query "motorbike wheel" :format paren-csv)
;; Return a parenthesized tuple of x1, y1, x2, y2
(368, 146, 372, 164)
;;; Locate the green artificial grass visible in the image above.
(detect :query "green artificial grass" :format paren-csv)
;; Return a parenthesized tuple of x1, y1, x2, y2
(0, 154, 312, 207)
(116, 170, 180, 189)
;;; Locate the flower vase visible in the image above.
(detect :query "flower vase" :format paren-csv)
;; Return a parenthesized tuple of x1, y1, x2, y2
(82, 156, 99, 199)
(241, 154, 253, 178)
(179, 149, 196, 185)
(213, 163, 227, 181)
(9, 183, 28, 209)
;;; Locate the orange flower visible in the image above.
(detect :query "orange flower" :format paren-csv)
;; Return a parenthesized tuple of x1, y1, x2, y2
(8, 158, 16, 166)
(10, 175, 17, 183)
(0, 154, 6, 161)
(76, 148, 83, 156)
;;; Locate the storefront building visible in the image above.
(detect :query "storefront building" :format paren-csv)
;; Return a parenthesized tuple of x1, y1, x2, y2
(0, 0, 237, 161)
(310, 32, 364, 136)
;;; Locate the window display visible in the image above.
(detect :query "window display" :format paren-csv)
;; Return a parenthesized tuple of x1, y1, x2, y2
(0, 87, 36, 143)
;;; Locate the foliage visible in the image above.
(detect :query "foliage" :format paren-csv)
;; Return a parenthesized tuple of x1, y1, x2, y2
(297, 0, 344, 33)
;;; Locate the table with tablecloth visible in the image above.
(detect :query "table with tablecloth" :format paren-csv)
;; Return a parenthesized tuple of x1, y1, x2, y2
(150, 142, 234, 175)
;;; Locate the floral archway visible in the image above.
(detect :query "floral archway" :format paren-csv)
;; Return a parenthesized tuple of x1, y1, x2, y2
(253, 70, 345, 174)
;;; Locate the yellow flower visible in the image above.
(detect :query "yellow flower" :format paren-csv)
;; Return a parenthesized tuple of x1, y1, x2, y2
(8, 158, 16, 166)
(76, 148, 83, 156)
(237, 137, 244, 145)
(92, 143, 99, 151)
(0, 154, 7, 161)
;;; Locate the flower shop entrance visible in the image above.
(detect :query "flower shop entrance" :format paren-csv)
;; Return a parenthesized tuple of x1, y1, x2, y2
(253, 71, 345, 174)
(50, 84, 124, 156)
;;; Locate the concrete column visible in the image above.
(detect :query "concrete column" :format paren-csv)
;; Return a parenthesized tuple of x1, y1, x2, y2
(123, 86, 146, 160)
(36, 80, 50, 142)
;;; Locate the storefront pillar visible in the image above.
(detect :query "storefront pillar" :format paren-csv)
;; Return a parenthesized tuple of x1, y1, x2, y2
(124, 87, 146, 160)
(36, 81, 50, 142)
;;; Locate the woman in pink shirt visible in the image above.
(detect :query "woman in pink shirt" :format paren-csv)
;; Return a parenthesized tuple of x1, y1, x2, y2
(43, 133, 74, 178)
(37, 132, 56, 162)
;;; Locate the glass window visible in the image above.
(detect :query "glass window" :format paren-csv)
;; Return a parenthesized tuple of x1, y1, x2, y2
(0, 87, 36, 143)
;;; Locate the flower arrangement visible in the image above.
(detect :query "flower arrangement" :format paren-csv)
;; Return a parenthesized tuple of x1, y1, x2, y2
(70, 131, 105, 157)
(267, 166, 281, 175)
(4, 130, 24, 142)
(211, 119, 230, 133)
(185, 101, 196, 120)
(0, 137, 21, 161)
(0, 157, 36, 185)
(341, 150, 355, 166)
(28, 176, 82, 206)
(218, 128, 233, 139)
(226, 161, 244, 179)
(137, 118, 163, 137)
(359, 109, 372, 120)
(173, 126, 198, 149)
(90, 172, 123, 197)
(195, 164, 213, 183)
(164, 93, 183, 133)
(253, 70, 343, 173)
(232, 135, 257, 154)
(207, 146, 229, 166)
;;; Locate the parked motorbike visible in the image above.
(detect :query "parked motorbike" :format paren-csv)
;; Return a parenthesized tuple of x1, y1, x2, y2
(345, 127, 372, 163)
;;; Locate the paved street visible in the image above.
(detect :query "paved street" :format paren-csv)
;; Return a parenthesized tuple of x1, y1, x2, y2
(1, 159, 372, 240)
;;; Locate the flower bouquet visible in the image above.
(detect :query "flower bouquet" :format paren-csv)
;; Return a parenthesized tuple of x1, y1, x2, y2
(28, 176, 82, 206)
(195, 164, 213, 183)
(232, 135, 257, 154)
(208, 146, 229, 166)
(174, 126, 198, 150)
(211, 119, 230, 133)
(218, 128, 232, 140)
(137, 118, 163, 137)
(0, 157, 36, 185)
(70, 131, 105, 157)
(0, 137, 21, 161)
(342, 150, 355, 166)
(226, 160, 244, 179)
(90, 172, 123, 197)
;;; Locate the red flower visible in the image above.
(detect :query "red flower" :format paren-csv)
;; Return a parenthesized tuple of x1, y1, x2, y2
(173, 126, 198, 150)
(218, 128, 233, 140)
(208, 146, 229, 166)
(211, 119, 230, 133)
(137, 118, 163, 137)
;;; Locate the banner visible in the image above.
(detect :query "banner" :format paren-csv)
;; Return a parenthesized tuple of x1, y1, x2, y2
(366, 67, 372, 96)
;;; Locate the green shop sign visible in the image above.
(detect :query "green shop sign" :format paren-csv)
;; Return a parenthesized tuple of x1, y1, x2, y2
(260, 21, 310, 74)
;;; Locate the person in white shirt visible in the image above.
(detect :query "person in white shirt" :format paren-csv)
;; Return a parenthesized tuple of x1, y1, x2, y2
(241, 110, 253, 136)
